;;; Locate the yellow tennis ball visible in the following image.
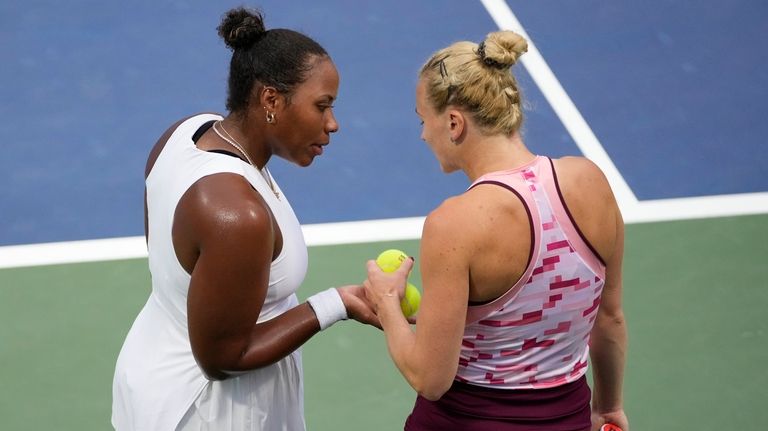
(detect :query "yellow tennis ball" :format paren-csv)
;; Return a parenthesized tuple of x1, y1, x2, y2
(375, 249, 419, 316)
(401, 282, 421, 317)
(375, 249, 408, 273)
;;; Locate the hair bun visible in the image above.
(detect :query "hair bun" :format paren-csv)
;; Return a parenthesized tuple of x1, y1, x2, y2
(478, 31, 528, 69)
(218, 7, 267, 50)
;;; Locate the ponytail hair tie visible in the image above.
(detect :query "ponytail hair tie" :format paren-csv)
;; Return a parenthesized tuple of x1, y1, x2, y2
(477, 41, 506, 70)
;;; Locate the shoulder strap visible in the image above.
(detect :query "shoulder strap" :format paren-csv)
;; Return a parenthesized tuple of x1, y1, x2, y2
(539, 157, 607, 275)
(464, 175, 541, 325)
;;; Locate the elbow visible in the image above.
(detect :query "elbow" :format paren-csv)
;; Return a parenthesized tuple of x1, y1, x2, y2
(195, 347, 275, 381)
(596, 308, 626, 329)
(193, 347, 246, 381)
(418, 388, 447, 402)
(191, 343, 231, 380)
(190, 336, 260, 381)
(592, 310, 628, 349)
(199, 360, 256, 381)
(414, 377, 453, 401)
(201, 367, 228, 381)
(197, 358, 232, 381)
(407, 361, 459, 401)
(607, 309, 626, 325)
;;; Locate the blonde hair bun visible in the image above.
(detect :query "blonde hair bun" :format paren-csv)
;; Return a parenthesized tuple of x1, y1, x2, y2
(419, 31, 528, 135)
(478, 31, 528, 69)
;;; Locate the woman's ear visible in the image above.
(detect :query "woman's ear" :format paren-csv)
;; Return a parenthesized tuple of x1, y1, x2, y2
(258, 86, 280, 111)
(447, 110, 465, 144)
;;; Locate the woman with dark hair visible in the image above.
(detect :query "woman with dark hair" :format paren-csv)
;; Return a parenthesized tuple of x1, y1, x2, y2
(112, 7, 375, 430)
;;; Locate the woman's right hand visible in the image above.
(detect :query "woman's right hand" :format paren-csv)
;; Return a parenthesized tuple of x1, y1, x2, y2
(336, 285, 381, 329)
(591, 409, 628, 431)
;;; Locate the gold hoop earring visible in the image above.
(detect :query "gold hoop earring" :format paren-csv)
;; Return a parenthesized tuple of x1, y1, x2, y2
(266, 111, 276, 124)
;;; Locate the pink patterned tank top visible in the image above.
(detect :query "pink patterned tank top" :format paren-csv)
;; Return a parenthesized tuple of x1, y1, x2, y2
(456, 156, 606, 389)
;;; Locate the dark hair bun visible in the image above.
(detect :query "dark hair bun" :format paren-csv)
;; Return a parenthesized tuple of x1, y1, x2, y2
(217, 7, 266, 50)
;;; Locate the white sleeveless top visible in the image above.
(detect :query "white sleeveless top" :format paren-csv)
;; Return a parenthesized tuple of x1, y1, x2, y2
(112, 113, 309, 430)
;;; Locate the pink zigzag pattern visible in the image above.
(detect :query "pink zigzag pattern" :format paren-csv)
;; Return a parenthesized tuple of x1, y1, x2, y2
(544, 321, 571, 335)
(457, 162, 605, 389)
(479, 310, 542, 327)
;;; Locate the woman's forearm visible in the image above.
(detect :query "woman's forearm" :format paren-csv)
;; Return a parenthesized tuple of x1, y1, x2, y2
(590, 310, 627, 412)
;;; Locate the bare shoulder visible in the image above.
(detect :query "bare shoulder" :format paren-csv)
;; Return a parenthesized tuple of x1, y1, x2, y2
(423, 185, 525, 248)
(423, 195, 477, 244)
(420, 195, 479, 281)
(424, 196, 467, 235)
(551, 156, 622, 263)
(553, 156, 606, 180)
(190, 173, 270, 226)
(176, 173, 273, 245)
(552, 156, 614, 201)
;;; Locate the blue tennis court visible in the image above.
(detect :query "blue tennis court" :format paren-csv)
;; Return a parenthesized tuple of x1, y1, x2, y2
(2, 0, 766, 247)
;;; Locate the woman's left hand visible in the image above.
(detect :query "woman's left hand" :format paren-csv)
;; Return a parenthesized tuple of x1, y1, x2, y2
(363, 257, 414, 313)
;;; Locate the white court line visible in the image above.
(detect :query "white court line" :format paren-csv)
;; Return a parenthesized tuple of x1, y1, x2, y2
(0, 236, 150, 269)
(630, 192, 768, 224)
(479, 0, 638, 211)
(0, 218, 424, 269)
(3, 198, 768, 270)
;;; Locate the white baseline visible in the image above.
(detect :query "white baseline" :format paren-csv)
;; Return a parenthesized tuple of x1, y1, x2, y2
(2, 197, 767, 270)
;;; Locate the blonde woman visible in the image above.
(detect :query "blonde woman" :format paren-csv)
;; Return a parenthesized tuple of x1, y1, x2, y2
(364, 31, 628, 431)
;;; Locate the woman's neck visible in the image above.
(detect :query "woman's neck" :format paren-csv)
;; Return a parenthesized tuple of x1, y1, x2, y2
(222, 113, 272, 169)
(460, 132, 536, 182)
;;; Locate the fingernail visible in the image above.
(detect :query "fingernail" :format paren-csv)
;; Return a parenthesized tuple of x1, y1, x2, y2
(409, 256, 415, 261)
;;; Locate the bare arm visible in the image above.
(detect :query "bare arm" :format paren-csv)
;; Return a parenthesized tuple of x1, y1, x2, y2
(364, 200, 470, 400)
(175, 173, 377, 380)
(589, 190, 629, 429)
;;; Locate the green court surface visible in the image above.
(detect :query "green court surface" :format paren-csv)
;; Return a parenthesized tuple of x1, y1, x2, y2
(1, 214, 766, 430)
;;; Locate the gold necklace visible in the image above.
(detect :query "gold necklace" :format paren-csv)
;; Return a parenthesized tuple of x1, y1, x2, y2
(212, 120, 280, 199)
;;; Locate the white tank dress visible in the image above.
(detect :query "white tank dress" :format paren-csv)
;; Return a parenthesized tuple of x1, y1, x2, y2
(112, 113, 309, 431)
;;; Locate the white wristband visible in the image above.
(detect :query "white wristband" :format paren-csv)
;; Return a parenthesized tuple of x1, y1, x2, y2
(307, 288, 348, 330)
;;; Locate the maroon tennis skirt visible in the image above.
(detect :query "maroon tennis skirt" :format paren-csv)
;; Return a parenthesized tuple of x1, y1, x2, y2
(404, 376, 591, 431)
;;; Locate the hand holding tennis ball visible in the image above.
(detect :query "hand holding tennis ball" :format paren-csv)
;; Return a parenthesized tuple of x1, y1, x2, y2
(374, 249, 421, 317)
